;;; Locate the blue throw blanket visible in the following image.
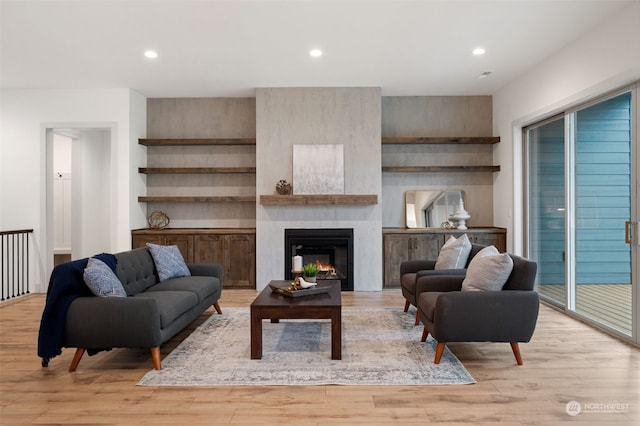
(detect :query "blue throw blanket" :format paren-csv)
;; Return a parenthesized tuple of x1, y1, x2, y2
(37, 254, 117, 366)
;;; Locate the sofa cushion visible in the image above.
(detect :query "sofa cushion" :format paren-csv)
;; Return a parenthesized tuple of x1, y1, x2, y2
(133, 291, 198, 329)
(462, 245, 514, 292)
(146, 243, 191, 282)
(115, 248, 158, 295)
(83, 257, 127, 297)
(435, 234, 471, 270)
(145, 275, 221, 304)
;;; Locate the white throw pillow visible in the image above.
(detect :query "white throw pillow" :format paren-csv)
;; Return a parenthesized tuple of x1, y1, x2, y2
(434, 234, 472, 270)
(461, 245, 514, 291)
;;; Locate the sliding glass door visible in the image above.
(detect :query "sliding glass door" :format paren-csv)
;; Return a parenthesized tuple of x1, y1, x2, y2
(573, 93, 633, 334)
(526, 87, 638, 341)
(527, 117, 566, 307)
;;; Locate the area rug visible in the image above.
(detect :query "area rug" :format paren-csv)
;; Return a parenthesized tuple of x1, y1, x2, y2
(138, 307, 475, 386)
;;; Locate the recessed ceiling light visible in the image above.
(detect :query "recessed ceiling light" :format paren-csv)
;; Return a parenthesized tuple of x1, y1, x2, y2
(310, 49, 323, 57)
(473, 48, 486, 56)
(144, 50, 158, 59)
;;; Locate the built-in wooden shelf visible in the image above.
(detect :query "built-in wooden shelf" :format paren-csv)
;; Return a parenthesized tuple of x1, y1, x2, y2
(139, 167, 256, 174)
(139, 196, 256, 203)
(139, 138, 256, 146)
(260, 194, 378, 206)
(138, 138, 257, 206)
(382, 136, 500, 174)
(133, 227, 255, 235)
(381, 136, 500, 144)
(382, 165, 501, 173)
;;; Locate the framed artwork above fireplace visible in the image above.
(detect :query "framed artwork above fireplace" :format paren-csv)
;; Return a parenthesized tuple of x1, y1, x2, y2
(293, 144, 344, 195)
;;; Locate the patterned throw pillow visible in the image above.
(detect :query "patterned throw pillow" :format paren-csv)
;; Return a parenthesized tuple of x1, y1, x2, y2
(83, 257, 127, 297)
(92, 252, 118, 275)
(434, 234, 472, 270)
(461, 245, 514, 291)
(146, 243, 191, 282)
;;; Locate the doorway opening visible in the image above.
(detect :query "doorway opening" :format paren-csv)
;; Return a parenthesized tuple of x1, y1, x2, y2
(46, 127, 113, 272)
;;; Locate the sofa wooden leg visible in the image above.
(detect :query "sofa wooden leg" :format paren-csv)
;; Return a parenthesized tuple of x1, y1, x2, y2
(510, 342, 523, 365)
(213, 302, 222, 315)
(421, 327, 429, 342)
(403, 300, 410, 312)
(68, 348, 85, 372)
(414, 311, 420, 326)
(150, 347, 162, 370)
(434, 342, 446, 364)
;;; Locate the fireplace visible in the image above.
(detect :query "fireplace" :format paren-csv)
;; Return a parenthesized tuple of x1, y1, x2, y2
(284, 228, 354, 291)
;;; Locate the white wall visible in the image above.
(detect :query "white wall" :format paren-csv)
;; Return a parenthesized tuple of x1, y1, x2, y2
(76, 129, 111, 258)
(0, 88, 147, 292)
(493, 2, 640, 253)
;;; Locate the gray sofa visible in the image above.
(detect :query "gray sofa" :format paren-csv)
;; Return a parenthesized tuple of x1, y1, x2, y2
(39, 247, 223, 371)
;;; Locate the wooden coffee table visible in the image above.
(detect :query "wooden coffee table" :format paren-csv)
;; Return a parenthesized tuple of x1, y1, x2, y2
(250, 280, 342, 360)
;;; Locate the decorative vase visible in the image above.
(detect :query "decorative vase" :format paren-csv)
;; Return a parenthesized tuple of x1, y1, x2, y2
(303, 276, 317, 283)
(449, 199, 471, 230)
(148, 211, 170, 229)
(276, 180, 292, 195)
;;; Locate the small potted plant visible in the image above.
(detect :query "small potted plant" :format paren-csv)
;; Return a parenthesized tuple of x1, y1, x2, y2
(302, 263, 318, 283)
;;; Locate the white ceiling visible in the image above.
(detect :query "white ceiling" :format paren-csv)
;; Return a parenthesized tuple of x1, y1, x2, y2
(0, 0, 634, 98)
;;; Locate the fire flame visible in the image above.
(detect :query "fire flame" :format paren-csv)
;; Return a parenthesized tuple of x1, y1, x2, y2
(315, 260, 335, 273)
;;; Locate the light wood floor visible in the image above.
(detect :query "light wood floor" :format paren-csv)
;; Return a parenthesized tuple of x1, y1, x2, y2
(1, 290, 638, 425)
(539, 283, 632, 334)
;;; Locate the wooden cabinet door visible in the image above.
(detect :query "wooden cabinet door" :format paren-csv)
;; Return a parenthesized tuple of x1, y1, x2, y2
(413, 234, 441, 260)
(131, 234, 163, 249)
(444, 231, 506, 252)
(383, 234, 412, 287)
(194, 235, 224, 264)
(163, 234, 195, 262)
(471, 233, 506, 252)
(132, 229, 257, 288)
(224, 234, 255, 288)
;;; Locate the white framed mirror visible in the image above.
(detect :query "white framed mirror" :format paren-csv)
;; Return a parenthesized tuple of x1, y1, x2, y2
(405, 190, 465, 228)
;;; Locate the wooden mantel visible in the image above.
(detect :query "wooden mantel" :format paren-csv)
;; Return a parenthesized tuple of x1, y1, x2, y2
(260, 194, 378, 206)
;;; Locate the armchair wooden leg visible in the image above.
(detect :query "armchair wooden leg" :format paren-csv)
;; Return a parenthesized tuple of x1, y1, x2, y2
(68, 348, 85, 372)
(150, 347, 162, 370)
(414, 311, 420, 326)
(403, 299, 410, 312)
(421, 327, 429, 342)
(213, 302, 222, 314)
(434, 342, 446, 364)
(510, 342, 523, 365)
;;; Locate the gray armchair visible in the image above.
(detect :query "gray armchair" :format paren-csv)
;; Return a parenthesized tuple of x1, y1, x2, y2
(416, 254, 538, 365)
(400, 244, 485, 325)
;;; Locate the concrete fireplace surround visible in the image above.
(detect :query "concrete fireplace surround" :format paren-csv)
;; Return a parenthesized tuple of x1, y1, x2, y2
(145, 88, 494, 291)
(257, 88, 382, 291)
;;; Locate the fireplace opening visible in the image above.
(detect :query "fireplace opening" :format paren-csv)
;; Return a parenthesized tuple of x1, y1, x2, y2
(284, 228, 354, 291)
